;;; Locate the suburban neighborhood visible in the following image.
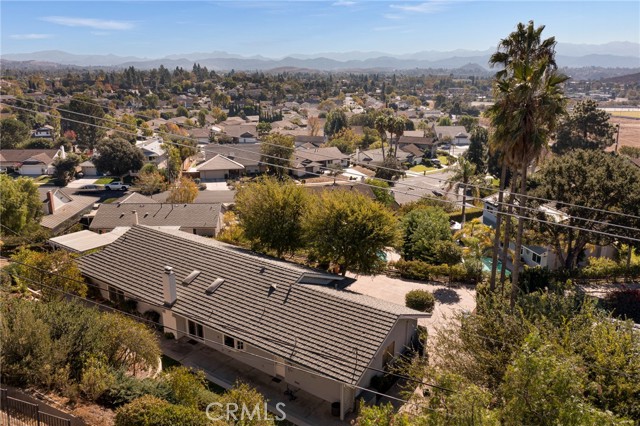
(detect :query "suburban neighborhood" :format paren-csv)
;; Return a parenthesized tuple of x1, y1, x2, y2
(1, 3, 640, 426)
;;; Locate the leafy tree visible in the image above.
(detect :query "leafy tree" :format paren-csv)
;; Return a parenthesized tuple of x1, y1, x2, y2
(325, 128, 362, 154)
(167, 176, 198, 203)
(437, 116, 452, 126)
(212, 381, 276, 425)
(135, 169, 167, 195)
(1, 118, 30, 148)
(176, 105, 189, 117)
(374, 156, 404, 181)
(60, 95, 106, 150)
(10, 248, 87, 299)
(552, 99, 616, 155)
(305, 190, 398, 275)
(401, 207, 451, 262)
(256, 121, 272, 136)
(261, 133, 294, 178)
(531, 149, 640, 270)
(324, 108, 349, 139)
(466, 126, 488, 174)
(53, 153, 81, 186)
(457, 115, 479, 132)
(197, 109, 207, 127)
(93, 138, 145, 179)
(0, 175, 43, 235)
(21, 138, 54, 149)
(235, 177, 308, 257)
(164, 145, 182, 183)
(365, 178, 395, 207)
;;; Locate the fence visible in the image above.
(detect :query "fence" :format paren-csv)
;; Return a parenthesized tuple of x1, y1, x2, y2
(0, 389, 72, 426)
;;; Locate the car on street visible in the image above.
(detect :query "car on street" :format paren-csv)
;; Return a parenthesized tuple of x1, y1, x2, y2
(104, 182, 130, 191)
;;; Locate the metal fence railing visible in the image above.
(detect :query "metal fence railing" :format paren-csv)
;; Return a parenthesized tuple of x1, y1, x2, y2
(0, 389, 71, 426)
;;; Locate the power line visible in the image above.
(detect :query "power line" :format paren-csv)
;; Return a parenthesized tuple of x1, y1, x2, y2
(9, 104, 640, 243)
(15, 97, 640, 222)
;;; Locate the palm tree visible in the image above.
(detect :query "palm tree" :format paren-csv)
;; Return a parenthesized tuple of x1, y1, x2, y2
(446, 157, 479, 224)
(390, 116, 406, 157)
(374, 114, 389, 161)
(488, 21, 568, 306)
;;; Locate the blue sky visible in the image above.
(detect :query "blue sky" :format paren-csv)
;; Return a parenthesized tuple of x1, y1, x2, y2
(1, 1, 639, 57)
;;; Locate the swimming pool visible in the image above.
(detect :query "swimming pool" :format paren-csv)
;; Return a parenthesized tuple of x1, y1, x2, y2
(481, 257, 511, 276)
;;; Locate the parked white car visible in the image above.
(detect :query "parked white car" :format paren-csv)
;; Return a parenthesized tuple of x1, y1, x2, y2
(104, 182, 130, 191)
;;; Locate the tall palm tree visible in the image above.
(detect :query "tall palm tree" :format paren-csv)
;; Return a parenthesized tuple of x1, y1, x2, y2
(374, 114, 389, 161)
(391, 116, 406, 157)
(446, 157, 479, 224)
(488, 21, 568, 306)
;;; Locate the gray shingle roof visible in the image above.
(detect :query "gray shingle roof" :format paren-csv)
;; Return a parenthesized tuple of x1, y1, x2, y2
(89, 203, 221, 230)
(78, 226, 423, 384)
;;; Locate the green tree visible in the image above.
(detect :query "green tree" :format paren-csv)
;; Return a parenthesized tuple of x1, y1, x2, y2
(1, 118, 30, 148)
(324, 108, 349, 139)
(93, 138, 145, 179)
(437, 116, 452, 126)
(53, 153, 81, 186)
(261, 133, 294, 178)
(164, 145, 182, 183)
(0, 175, 43, 235)
(552, 99, 616, 155)
(487, 21, 567, 305)
(114, 395, 209, 426)
(60, 95, 106, 150)
(166, 176, 198, 203)
(446, 156, 480, 224)
(235, 177, 309, 257)
(176, 105, 189, 117)
(305, 190, 398, 275)
(532, 149, 640, 270)
(256, 121, 272, 136)
(401, 206, 451, 262)
(466, 126, 488, 174)
(365, 178, 395, 207)
(457, 115, 479, 132)
(10, 248, 87, 299)
(135, 169, 167, 195)
(325, 128, 362, 154)
(197, 109, 207, 127)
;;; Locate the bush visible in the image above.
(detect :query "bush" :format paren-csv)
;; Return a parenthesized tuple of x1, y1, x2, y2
(520, 267, 555, 293)
(100, 370, 171, 408)
(394, 260, 480, 284)
(604, 288, 640, 323)
(370, 374, 397, 393)
(405, 289, 435, 312)
(114, 395, 209, 426)
(580, 257, 640, 282)
(448, 207, 484, 223)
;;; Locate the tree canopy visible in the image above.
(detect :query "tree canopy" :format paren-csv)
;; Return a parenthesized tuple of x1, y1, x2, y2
(0, 175, 43, 235)
(1, 118, 30, 148)
(552, 99, 616, 155)
(324, 108, 349, 139)
(60, 95, 107, 150)
(401, 206, 452, 262)
(93, 138, 145, 178)
(260, 133, 294, 178)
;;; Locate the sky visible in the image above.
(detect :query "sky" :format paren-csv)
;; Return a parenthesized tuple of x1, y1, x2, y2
(1, 1, 639, 58)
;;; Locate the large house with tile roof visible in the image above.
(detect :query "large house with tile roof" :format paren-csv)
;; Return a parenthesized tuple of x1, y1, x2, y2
(78, 226, 428, 420)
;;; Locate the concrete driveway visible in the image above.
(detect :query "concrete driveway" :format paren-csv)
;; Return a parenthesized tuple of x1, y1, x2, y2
(346, 274, 476, 346)
(203, 182, 230, 191)
(66, 178, 98, 188)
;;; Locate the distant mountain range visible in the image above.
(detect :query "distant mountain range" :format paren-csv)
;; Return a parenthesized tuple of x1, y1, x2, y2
(2, 42, 639, 71)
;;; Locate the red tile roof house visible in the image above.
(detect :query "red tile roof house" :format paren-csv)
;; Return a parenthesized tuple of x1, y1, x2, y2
(78, 226, 429, 422)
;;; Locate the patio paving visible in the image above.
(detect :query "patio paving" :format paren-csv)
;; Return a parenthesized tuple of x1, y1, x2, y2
(160, 338, 355, 426)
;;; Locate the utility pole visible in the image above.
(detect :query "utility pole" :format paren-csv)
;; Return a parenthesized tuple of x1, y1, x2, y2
(615, 123, 621, 153)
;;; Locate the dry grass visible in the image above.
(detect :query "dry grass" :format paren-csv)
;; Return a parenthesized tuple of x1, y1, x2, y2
(609, 110, 640, 119)
(609, 117, 640, 149)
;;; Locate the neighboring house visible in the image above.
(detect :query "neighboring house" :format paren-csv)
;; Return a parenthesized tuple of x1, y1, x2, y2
(306, 183, 399, 209)
(39, 188, 99, 234)
(209, 125, 223, 140)
(482, 192, 615, 270)
(32, 125, 56, 139)
(136, 138, 167, 168)
(293, 135, 325, 147)
(79, 160, 100, 177)
(89, 203, 223, 236)
(0, 149, 61, 175)
(189, 128, 211, 144)
(352, 148, 411, 167)
(294, 146, 350, 169)
(77, 225, 428, 420)
(433, 125, 470, 145)
(397, 135, 437, 158)
(201, 144, 264, 175)
(195, 154, 245, 181)
(224, 125, 258, 143)
(398, 144, 425, 165)
(49, 227, 130, 253)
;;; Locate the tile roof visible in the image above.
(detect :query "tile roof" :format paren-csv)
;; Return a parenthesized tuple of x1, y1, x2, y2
(40, 190, 98, 232)
(49, 227, 130, 253)
(89, 203, 221, 230)
(78, 226, 424, 384)
(399, 143, 425, 157)
(295, 147, 349, 163)
(118, 192, 160, 204)
(398, 136, 435, 147)
(202, 144, 262, 168)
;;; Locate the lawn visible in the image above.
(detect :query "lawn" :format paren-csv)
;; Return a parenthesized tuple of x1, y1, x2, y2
(409, 165, 436, 173)
(437, 155, 451, 166)
(32, 175, 56, 185)
(95, 177, 115, 184)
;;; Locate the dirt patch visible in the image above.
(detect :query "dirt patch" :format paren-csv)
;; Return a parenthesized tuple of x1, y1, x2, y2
(609, 117, 640, 149)
(42, 391, 116, 426)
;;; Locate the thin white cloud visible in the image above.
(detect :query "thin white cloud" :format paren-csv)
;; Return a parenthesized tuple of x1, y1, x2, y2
(41, 16, 134, 30)
(390, 1, 450, 14)
(333, 0, 356, 5)
(91, 31, 111, 36)
(9, 33, 53, 40)
(374, 26, 401, 32)
(383, 13, 403, 20)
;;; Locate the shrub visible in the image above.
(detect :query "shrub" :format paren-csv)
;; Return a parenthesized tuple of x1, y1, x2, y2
(394, 260, 480, 284)
(114, 395, 209, 426)
(405, 289, 435, 313)
(394, 260, 431, 281)
(520, 267, 555, 293)
(463, 258, 484, 283)
(604, 288, 640, 323)
(100, 371, 171, 408)
(370, 374, 397, 393)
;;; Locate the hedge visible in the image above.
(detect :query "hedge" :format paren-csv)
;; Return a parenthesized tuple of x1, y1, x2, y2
(393, 259, 483, 284)
(115, 395, 209, 426)
(448, 207, 484, 223)
(579, 257, 640, 282)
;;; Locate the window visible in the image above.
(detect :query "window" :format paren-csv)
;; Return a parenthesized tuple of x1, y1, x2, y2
(108, 286, 125, 304)
(187, 320, 204, 340)
(224, 335, 235, 348)
(236, 341, 244, 350)
(532, 253, 542, 264)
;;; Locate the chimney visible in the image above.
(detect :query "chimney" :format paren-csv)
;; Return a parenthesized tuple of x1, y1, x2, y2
(132, 210, 139, 225)
(47, 191, 55, 214)
(60, 145, 66, 159)
(163, 266, 177, 306)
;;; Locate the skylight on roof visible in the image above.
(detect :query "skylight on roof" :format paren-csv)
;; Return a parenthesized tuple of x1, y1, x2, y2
(205, 278, 225, 294)
(182, 270, 201, 286)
